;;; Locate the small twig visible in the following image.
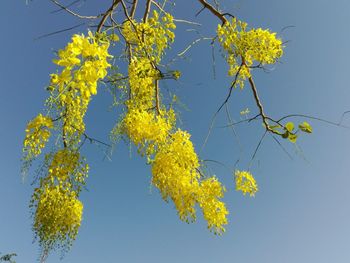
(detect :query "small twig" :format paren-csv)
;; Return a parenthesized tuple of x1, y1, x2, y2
(121, 0, 132, 20)
(155, 80, 161, 114)
(279, 25, 296, 34)
(195, 6, 206, 17)
(177, 37, 213, 57)
(50, 0, 100, 19)
(151, 0, 166, 13)
(143, 0, 152, 22)
(196, 167, 205, 178)
(202, 159, 233, 172)
(271, 135, 293, 160)
(103, 75, 129, 83)
(50, 0, 81, 14)
(277, 113, 350, 129)
(201, 64, 243, 152)
(173, 19, 201, 26)
(217, 114, 261, 128)
(130, 0, 138, 18)
(225, 103, 243, 154)
(34, 23, 85, 40)
(248, 130, 267, 169)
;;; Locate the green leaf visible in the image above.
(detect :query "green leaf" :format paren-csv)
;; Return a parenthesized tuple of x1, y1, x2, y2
(285, 122, 294, 132)
(288, 133, 298, 143)
(299, 121, 312, 133)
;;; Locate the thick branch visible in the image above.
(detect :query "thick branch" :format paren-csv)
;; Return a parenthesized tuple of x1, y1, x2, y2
(248, 77, 269, 128)
(97, 0, 121, 33)
(197, 0, 227, 24)
(247, 76, 280, 135)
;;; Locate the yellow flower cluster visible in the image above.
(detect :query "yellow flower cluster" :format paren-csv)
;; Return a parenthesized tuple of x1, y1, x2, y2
(234, 170, 258, 196)
(45, 149, 89, 186)
(198, 177, 228, 234)
(122, 10, 176, 62)
(119, 11, 228, 234)
(152, 130, 201, 222)
(127, 57, 158, 110)
(23, 114, 53, 161)
(31, 149, 88, 252)
(123, 108, 174, 156)
(152, 130, 228, 233)
(49, 32, 111, 145)
(32, 185, 83, 252)
(121, 12, 177, 155)
(217, 18, 283, 88)
(25, 32, 110, 253)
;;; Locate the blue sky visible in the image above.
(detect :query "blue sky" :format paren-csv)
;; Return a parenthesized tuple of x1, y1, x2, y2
(1, 0, 350, 262)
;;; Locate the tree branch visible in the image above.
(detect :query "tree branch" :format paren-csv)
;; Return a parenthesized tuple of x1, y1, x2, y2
(130, 0, 138, 18)
(143, 0, 152, 22)
(97, 0, 122, 33)
(50, 0, 100, 19)
(197, 0, 227, 24)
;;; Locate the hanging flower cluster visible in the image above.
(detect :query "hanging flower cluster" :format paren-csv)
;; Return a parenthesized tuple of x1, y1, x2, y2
(217, 18, 283, 88)
(234, 170, 258, 196)
(122, 10, 176, 63)
(119, 11, 229, 234)
(48, 32, 111, 145)
(23, 114, 53, 161)
(30, 148, 88, 253)
(152, 131, 228, 233)
(24, 32, 112, 254)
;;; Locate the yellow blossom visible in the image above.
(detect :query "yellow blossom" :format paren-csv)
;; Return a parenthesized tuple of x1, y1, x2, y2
(234, 170, 258, 196)
(217, 18, 283, 88)
(23, 114, 53, 160)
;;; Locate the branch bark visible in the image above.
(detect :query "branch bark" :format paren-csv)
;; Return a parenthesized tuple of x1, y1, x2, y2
(197, 0, 227, 24)
(97, 0, 122, 33)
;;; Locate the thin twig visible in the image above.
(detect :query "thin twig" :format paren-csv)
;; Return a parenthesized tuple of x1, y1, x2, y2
(201, 64, 243, 152)
(271, 135, 293, 160)
(143, 0, 152, 22)
(34, 23, 85, 40)
(177, 37, 213, 57)
(225, 103, 243, 153)
(277, 113, 350, 129)
(50, 0, 100, 19)
(130, 0, 138, 18)
(50, 0, 81, 14)
(173, 19, 201, 26)
(248, 131, 267, 169)
(155, 80, 161, 114)
(218, 114, 261, 128)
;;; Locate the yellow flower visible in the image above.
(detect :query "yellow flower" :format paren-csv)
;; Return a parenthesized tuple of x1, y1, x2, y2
(234, 170, 258, 196)
(23, 114, 53, 160)
(217, 18, 283, 89)
(32, 185, 83, 251)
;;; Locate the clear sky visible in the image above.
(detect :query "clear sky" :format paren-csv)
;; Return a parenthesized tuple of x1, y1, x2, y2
(1, 0, 350, 262)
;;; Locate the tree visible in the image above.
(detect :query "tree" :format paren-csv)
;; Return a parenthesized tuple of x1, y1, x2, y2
(22, 0, 343, 261)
